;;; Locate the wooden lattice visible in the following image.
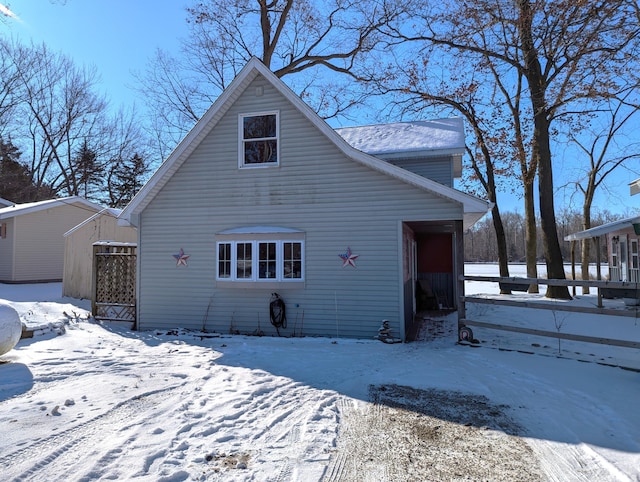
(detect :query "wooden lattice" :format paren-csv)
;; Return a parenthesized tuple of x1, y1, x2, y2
(92, 243, 136, 322)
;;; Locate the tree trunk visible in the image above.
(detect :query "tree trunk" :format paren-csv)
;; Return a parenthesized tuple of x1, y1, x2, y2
(518, 0, 570, 299)
(580, 204, 594, 293)
(535, 116, 571, 298)
(491, 204, 511, 293)
(580, 180, 596, 293)
(523, 179, 539, 293)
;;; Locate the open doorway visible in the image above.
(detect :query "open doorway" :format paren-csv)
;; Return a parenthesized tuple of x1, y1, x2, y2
(416, 232, 454, 311)
(403, 221, 461, 341)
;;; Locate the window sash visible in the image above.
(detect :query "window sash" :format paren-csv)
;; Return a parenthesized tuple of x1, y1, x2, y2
(218, 243, 231, 279)
(258, 242, 277, 279)
(236, 242, 252, 279)
(239, 112, 279, 166)
(283, 241, 302, 279)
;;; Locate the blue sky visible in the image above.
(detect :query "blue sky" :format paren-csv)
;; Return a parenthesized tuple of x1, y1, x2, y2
(1, 1, 639, 216)
(2, 0, 190, 109)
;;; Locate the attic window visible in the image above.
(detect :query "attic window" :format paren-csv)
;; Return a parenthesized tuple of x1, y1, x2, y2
(239, 112, 279, 167)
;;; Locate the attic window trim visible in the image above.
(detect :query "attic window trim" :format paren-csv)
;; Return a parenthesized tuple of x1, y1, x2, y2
(238, 111, 280, 168)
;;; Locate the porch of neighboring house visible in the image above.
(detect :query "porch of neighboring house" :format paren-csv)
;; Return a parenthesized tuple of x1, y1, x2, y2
(402, 221, 463, 342)
(608, 233, 640, 282)
(565, 218, 640, 285)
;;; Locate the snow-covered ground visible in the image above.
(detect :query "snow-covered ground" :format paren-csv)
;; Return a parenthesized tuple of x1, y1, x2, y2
(1, 265, 639, 481)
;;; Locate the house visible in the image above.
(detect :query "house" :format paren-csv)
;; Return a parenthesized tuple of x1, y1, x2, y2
(565, 179, 640, 285)
(0, 197, 103, 283)
(565, 215, 640, 283)
(119, 57, 491, 340)
(62, 208, 137, 299)
(0, 198, 13, 208)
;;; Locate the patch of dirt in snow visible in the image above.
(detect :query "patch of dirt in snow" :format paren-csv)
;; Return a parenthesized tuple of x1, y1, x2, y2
(325, 384, 543, 482)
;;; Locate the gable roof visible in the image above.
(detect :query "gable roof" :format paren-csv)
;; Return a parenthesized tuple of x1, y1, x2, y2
(119, 58, 491, 229)
(0, 196, 103, 220)
(64, 207, 123, 237)
(0, 197, 13, 207)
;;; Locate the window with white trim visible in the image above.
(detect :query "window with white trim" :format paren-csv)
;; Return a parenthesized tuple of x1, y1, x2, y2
(631, 239, 638, 269)
(239, 112, 279, 167)
(216, 239, 304, 282)
(218, 242, 231, 278)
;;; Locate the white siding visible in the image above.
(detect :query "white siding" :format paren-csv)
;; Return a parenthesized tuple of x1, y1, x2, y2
(137, 75, 463, 339)
(0, 218, 15, 280)
(63, 214, 137, 299)
(12, 203, 99, 282)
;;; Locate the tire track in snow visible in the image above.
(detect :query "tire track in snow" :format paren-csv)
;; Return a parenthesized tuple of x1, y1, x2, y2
(0, 385, 182, 481)
(322, 396, 353, 482)
(159, 368, 339, 480)
(272, 390, 341, 481)
(531, 439, 633, 482)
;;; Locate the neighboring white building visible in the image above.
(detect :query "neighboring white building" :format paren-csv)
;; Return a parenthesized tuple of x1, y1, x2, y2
(0, 197, 102, 283)
(63, 208, 137, 299)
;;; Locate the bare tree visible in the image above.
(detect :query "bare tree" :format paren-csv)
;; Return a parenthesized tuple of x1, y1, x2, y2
(377, 46, 535, 290)
(6, 40, 109, 197)
(565, 86, 640, 291)
(0, 38, 22, 137)
(381, 0, 640, 298)
(136, 0, 418, 154)
(1, 39, 154, 203)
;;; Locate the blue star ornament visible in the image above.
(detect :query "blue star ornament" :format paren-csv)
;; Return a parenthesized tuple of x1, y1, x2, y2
(339, 247, 359, 268)
(173, 248, 190, 267)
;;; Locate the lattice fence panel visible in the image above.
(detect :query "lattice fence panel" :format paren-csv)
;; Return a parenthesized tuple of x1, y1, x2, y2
(93, 244, 136, 322)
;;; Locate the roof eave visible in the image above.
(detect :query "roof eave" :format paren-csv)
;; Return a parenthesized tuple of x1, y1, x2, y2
(0, 196, 102, 220)
(564, 216, 640, 241)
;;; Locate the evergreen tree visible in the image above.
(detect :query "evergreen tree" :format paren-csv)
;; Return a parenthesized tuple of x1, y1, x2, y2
(69, 139, 104, 199)
(0, 136, 54, 202)
(107, 153, 149, 208)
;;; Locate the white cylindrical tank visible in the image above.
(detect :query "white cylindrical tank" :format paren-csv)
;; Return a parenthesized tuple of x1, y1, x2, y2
(0, 303, 22, 356)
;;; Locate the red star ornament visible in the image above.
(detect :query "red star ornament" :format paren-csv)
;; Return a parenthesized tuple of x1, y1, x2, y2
(173, 248, 190, 267)
(339, 247, 359, 268)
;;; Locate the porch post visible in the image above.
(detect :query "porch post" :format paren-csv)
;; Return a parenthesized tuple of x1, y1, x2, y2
(595, 236, 603, 307)
(455, 220, 465, 324)
(594, 237, 602, 280)
(570, 240, 576, 296)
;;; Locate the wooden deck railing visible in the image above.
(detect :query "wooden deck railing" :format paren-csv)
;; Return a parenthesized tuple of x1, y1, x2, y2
(459, 275, 640, 349)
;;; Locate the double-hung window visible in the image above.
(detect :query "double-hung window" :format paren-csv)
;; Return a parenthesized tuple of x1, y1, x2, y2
(216, 228, 304, 284)
(239, 112, 279, 167)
